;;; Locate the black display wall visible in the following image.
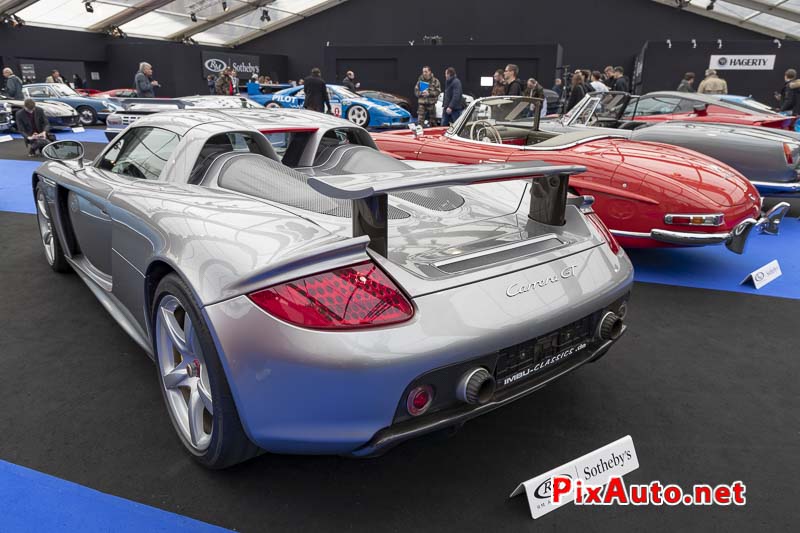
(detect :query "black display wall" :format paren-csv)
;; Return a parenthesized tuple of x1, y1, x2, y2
(246, 0, 763, 99)
(0, 25, 288, 96)
(639, 39, 797, 104)
(324, 44, 562, 101)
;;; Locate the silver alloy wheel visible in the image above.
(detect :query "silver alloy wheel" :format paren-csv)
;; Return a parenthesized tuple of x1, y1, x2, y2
(78, 108, 95, 125)
(155, 295, 214, 452)
(347, 105, 368, 126)
(35, 189, 55, 265)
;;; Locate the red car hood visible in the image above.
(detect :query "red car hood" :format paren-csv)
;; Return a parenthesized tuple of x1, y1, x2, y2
(598, 139, 755, 208)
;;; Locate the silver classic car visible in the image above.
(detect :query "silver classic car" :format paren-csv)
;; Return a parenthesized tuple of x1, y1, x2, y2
(32, 108, 632, 468)
(546, 92, 800, 196)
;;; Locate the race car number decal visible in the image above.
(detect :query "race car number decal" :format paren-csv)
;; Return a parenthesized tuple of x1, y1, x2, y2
(331, 103, 342, 117)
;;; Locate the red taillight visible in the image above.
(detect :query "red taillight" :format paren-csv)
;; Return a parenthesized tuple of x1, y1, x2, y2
(248, 261, 414, 329)
(784, 143, 794, 165)
(407, 385, 434, 416)
(587, 212, 621, 255)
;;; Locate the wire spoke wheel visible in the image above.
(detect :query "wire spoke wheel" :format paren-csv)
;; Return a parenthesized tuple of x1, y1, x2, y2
(156, 294, 213, 452)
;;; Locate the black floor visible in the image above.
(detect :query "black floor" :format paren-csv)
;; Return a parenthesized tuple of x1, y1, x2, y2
(0, 211, 797, 532)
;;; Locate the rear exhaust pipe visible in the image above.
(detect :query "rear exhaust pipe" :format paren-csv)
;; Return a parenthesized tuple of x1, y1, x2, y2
(456, 368, 496, 405)
(598, 311, 623, 341)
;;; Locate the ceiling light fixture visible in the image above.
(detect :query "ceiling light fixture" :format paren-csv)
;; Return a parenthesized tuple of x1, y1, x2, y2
(706, 0, 716, 11)
(261, 9, 270, 22)
(190, 12, 197, 22)
(84, 1, 94, 13)
(222, 1, 228, 11)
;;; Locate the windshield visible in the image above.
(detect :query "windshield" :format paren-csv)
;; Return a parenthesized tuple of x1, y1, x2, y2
(332, 86, 361, 99)
(457, 97, 537, 133)
(566, 93, 630, 125)
(47, 84, 79, 97)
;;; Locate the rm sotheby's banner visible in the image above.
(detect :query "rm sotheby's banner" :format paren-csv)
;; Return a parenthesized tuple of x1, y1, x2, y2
(510, 435, 639, 519)
(201, 51, 260, 79)
(709, 54, 776, 70)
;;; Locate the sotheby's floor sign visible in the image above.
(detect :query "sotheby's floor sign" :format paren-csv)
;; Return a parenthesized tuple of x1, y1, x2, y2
(741, 259, 782, 289)
(510, 435, 639, 519)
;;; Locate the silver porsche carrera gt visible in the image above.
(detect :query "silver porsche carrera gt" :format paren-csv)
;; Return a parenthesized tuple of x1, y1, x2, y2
(32, 108, 633, 468)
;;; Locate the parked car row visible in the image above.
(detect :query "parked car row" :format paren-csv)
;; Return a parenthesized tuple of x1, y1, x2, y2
(31, 89, 791, 469)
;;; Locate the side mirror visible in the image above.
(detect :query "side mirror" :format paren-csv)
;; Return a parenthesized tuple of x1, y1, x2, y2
(43, 140, 84, 169)
(693, 103, 708, 115)
(43, 140, 84, 161)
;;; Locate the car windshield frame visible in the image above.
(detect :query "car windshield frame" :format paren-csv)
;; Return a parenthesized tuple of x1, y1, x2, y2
(46, 84, 80, 97)
(453, 96, 541, 138)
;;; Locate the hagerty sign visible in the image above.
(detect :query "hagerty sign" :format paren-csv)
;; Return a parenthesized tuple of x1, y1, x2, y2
(201, 51, 260, 78)
(709, 54, 776, 70)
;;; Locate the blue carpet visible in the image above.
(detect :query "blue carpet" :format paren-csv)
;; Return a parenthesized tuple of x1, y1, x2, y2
(627, 218, 800, 299)
(10, 128, 109, 144)
(0, 460, 232, 533)
(0, 160, 38, 214)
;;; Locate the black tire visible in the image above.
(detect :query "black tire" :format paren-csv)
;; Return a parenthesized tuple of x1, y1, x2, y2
(346, 104, 370, 127)
(35, 183, 70, 273)
(152, 273, 260, 469)
(76, 106, 97, 126)
(265, 102, 281, 109)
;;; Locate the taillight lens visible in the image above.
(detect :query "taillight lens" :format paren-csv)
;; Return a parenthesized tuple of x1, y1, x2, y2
(248, 261, 414, 329)
(587, 212, 621, 255)
(783, 142, 795, 165)
(664, 213, 724, 226)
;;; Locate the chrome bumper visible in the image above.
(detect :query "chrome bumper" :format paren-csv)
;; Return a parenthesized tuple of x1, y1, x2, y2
(750, 180, 800, 196)
(616, 202, 791, 254)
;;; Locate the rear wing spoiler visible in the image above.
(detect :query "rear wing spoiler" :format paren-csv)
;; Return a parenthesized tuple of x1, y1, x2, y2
(308, 161, 585, 255)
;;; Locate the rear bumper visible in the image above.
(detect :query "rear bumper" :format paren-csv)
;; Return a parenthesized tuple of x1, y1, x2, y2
(348, 327, 626, 458)
(614, 202, 790, 254)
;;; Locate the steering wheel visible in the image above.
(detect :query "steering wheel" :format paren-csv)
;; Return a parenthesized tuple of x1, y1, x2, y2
(469, 120, 502, 144)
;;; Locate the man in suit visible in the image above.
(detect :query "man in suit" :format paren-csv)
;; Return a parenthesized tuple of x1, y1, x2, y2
(16, 99, 52, 156)
(303, 68, 331, 114)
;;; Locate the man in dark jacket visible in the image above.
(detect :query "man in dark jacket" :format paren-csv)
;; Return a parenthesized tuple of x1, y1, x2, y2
(442, 67, 464, 127)
(303, 68, 331, 113)
(134, 62, 159, 97)
(341, 70, 360, 92)
(3, 68, 23, 100)
(504, 64, 524, 96)
(778, 69, 800, 115)
(16, 99, 52, 156)
(611, 66, 629, 92)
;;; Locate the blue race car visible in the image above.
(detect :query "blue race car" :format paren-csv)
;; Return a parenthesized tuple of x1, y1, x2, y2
(248, 84, 411, 128)
(22, 83, 122, 126)
(715, 94, 800, 132)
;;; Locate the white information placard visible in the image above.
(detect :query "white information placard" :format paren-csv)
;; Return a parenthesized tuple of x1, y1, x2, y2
(72, 127, 86, 133)
(741, 259, 782, 289)
(480, 76, 494, 87)
(510, 435, 639, 519)
(0, 135, 13, 143)
(709, 54, 775, 70)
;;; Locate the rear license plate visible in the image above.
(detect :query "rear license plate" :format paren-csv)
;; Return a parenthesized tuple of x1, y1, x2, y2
(494, 316, 594, 389)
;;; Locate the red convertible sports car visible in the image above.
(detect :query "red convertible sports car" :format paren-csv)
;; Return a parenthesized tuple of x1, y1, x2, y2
(622, 91, 796, 130)
(374, 96, 789, 253)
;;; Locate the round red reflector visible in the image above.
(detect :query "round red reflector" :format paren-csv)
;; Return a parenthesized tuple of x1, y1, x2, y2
(407, 385, 434, 416)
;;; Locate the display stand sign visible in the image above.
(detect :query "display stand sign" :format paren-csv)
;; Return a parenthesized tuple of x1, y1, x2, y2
(510, 435, 639, 519)
(72, 127, 85, 133)
(0, 135, 12, 143)
(740, 259, 782, 289)
(480, 76, 493, 87)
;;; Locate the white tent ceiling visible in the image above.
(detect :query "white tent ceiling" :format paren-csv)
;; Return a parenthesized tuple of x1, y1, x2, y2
(0, 0, 346, 47)
(651, 0, 800, 40)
